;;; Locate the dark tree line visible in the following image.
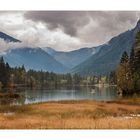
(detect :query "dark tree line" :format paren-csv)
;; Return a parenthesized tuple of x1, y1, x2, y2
(0, 58, 102, 91)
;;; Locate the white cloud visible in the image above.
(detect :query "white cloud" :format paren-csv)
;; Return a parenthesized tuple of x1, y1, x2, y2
(0, 39, 25, 53)
(0, 11, 81, 51)
(0, 11, 140, 52)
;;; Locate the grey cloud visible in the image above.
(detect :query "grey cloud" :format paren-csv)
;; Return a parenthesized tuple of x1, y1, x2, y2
(24, 11, 90, 36)
(90, 11, 138, 31)
(24, 11, 140, 46)
(0, 11, 139, 52)
(77, 11, 140, 45)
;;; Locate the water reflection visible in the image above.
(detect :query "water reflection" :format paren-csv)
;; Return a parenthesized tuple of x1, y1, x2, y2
(0, 86, 118, 105)
(13, 86, 117, 104)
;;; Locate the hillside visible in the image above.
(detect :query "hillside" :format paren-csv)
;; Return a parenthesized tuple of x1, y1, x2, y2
(0, 32, 21, 42)
(71, 20, 140, 75)
(42, 47, 101, 69)
(2, 47, 68, 73)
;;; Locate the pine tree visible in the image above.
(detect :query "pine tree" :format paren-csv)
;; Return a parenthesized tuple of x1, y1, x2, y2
(0, 57, 6, 87)
(129, 47, 135, 74)
(130, 30, 140, 91)
(134, 48, 140, 74)
(109, 71, 117, 84)
(120, 51, 129, 64)
(117, 51, 131, 95)
(117, 30, 140, 94)
(134, 30, 140, 47)
(66, 73, 72, 85)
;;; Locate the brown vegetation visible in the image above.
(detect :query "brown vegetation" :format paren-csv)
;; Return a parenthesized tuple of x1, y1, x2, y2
(0, 99, 140, 129)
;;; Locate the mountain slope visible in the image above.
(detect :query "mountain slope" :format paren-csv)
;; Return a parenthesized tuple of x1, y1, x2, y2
(2, 47, 68, 73)
(42, 46, 101, 69)
(72, 20, 140, 76)
(0, 32, 21, 42)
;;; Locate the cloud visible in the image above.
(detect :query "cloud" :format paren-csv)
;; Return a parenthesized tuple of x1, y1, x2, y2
(0, 11, 140, 52)
(24, 11, 90, 36)
(24, 11, 140, 46)
(0, 11, 81, 51)
(0, 39, 27, 53)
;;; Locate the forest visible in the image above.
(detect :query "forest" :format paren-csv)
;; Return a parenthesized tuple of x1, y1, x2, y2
(0, 31, 140, 97)
(116, 30, 140, 95)
(0, 56, 107, 91)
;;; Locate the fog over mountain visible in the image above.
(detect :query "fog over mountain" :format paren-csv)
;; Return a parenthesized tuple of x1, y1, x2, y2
(0, 11, 140, 51)
(0, 11, 140, 74)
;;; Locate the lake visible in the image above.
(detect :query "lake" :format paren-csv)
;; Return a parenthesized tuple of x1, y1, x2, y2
(4, 85, 118, 105)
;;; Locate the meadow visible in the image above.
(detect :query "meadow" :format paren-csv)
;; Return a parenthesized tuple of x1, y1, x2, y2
(0, 99, 140, 129)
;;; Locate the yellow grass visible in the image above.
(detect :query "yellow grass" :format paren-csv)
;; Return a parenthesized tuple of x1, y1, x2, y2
(0, 100, 140, 129)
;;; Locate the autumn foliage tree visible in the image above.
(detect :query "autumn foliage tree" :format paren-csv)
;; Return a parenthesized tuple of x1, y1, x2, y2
(117, 30, 140, 95)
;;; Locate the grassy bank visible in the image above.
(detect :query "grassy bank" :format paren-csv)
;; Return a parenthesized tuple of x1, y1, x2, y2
(0, 99, 140, 129)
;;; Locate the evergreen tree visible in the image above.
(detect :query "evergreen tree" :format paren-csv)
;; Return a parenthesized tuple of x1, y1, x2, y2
(117, 51, 131, 94)
(108, 71, 117, 84)
(130, 30, 140, 91)
(129, 47, 135, 74)
(134, 30, 140, 47)
(133, 48, 140, 75)
(0, 57, 8, 87)
(120, 51, 129, 64)
(73, 74, 81, 85)
(66, 73, 72, 85)
(117, 30, 140, 94)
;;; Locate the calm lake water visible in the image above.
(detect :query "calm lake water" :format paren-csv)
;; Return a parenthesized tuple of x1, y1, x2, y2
(7, 85, 118, 105)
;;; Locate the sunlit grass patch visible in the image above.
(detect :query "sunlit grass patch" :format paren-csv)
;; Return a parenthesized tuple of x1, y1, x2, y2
(0, 99, 139, 129)
(0, 104, 31, 115)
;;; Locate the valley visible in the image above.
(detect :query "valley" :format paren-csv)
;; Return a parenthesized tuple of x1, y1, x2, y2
(0, 12, 140, 129)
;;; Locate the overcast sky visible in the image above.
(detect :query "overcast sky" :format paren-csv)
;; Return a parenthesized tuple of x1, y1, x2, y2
(0, 11, 140, 52)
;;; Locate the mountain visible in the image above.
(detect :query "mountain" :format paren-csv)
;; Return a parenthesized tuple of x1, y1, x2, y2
(42, 46, 101, 69)
(72, 20, 140, 76)
(42, 47, 56, 55)
(0, 32, 21, 42)
(2, 47, 68, 73)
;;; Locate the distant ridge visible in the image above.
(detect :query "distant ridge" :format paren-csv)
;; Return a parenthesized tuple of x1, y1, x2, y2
(42, 46, 101, 69)
(2, 47, 68, 73)
(0, 32, 21, 42)
(71, 19, 140, 76)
